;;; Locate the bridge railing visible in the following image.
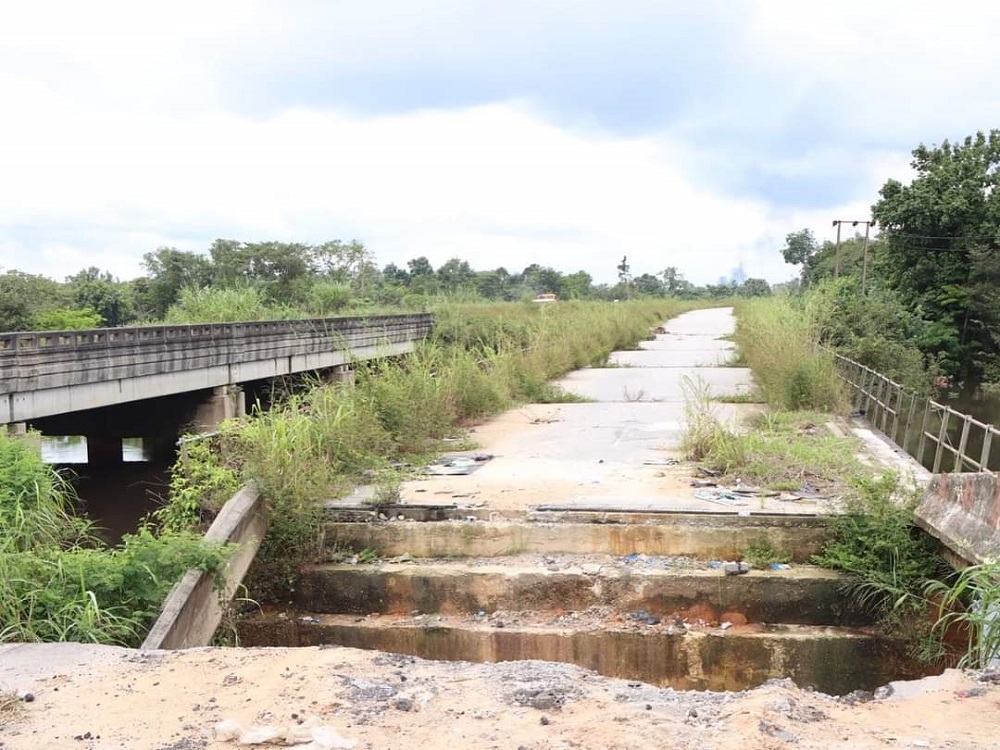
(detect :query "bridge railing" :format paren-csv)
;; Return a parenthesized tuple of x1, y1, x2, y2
(832, 352, 1000, 473)
(0, 314, 433, 396)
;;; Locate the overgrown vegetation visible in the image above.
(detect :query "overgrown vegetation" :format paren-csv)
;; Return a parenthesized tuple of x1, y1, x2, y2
(813, 474, 945, 652)
(0, 433, 231, 646)
(681, 376, 862, 490)
(162, 300, 690, 602)
(733, 297, 847, 412)
(782, 129, 1000, 393)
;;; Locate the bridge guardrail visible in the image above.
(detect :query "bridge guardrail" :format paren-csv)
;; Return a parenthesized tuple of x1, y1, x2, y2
(0, 314, 433, 396)
(832, 352, 999, 473)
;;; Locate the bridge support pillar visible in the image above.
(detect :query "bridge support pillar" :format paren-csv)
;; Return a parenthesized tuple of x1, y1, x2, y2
(6, 422, 27, 437)
(330, 365, 355, 387)
(193, 385, 246, 433)
(87, 435, 123, 465)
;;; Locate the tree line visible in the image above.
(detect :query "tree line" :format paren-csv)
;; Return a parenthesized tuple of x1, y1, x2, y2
(781, 129, 1000, 392)
(0, 240, 772, 333)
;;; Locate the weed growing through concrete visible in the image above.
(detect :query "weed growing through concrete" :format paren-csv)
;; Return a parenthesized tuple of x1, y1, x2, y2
(681, 379, 866, 491)
(741, 536, 792, 567)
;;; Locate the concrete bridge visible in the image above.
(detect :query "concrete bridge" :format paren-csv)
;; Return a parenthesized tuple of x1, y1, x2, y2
(1, 313, 432, 462)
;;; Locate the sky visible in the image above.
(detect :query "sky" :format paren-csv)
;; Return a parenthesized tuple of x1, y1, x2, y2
(2, 1, 999, 286)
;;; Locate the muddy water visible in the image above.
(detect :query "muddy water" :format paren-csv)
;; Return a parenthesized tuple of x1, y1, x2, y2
(42, 436, 169, 543)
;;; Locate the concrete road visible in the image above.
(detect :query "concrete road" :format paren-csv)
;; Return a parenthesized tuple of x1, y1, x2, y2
(395, 307, 815, 515)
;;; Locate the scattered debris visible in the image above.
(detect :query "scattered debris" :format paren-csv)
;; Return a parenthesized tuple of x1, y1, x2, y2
(721, 561, 752, 576)
(425, 454, 494, 476)
(955, 687, 987, 698)
(694, 490, 748, 507)
(212, 717, 356, 748)
(627, 610, 662, 625)
(643, 458, 679, 466)
(758, 719, 798, 743)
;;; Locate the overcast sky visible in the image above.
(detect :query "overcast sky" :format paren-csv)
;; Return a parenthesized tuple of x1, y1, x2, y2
(2, 1, 998, 286)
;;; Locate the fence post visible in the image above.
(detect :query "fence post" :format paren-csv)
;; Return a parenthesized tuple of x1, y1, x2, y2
(981, 429, 994, 473)
(955, 416, 972, 472)
(933, 409, 950, 473)
(917, 400, 931, 467)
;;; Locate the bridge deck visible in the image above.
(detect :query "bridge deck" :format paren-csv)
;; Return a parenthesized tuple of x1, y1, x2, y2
(1, 313, 432, 424)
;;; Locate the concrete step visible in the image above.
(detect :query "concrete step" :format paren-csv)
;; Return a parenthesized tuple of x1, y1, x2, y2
(295, 558, 864, 626)
(324, 513, 829, 562)
(235, 613, 918, 695)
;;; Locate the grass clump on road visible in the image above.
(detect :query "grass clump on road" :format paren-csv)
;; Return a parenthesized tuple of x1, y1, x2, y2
(734, 297, 846, 412)
(681, 375, 864, 492)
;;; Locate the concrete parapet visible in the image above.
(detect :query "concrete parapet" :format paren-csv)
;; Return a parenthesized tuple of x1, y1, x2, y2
(916, 473, 1000, 565)
(142, 483, 268, 650)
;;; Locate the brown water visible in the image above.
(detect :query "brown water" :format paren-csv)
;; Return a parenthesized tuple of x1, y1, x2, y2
(42, 436, 170, 543)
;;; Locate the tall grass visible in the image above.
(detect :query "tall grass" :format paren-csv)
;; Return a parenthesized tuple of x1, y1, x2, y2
(734, 297, 847, 412)
(164, 285, 302, 323)
(165, 300, 702, 599)
(0, 432, 231, 646)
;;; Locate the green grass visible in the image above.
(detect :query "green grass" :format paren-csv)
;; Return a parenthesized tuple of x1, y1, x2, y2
(163, 300, 706, 600)
(681, 375, 864, 490)
(734, 297, 847, 412)
(0, 432, 232, 647)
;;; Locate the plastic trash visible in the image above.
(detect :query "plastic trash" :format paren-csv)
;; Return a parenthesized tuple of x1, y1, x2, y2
(770, 563, 792, 571)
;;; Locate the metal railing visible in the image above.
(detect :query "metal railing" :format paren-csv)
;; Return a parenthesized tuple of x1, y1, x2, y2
(833, 352, 1000, 473)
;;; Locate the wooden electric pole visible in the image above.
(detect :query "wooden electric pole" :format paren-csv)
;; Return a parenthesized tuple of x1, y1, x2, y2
(831, 219, 875, 285)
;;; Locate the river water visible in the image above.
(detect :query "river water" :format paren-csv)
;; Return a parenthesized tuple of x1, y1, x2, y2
(41, 436, 170, 543)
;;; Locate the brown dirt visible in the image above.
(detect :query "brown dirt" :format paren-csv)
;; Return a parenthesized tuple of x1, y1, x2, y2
(1, 644, 998, 750)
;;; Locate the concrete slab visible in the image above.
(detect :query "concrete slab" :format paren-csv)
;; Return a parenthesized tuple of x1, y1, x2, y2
(609, 349, 733, 367)
(558, 367, 755, 401)
(397, 308, 779, 515)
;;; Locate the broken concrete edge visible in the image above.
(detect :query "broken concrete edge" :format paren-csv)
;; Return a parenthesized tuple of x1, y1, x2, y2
(915, 473, 1000, 567)
(142, 482, 268, 650)
(847, 418, 1000, 566)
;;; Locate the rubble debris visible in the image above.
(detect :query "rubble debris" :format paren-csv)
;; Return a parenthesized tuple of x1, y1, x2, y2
(425, 454, 494, 476)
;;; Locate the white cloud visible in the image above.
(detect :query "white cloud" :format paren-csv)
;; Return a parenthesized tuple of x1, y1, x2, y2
(1, 93, 791, 283)
(0, 0, 993, 288)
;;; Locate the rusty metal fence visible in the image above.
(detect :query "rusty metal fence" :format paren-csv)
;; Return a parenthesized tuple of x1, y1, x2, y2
(833, 353, 1000, 473)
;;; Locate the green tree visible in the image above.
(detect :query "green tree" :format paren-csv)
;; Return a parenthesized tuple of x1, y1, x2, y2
(474, 268, 513, 300)
(140, 248, 215, 320)
(633, 273, 664, 297)
(436, 258, 475, 293)
(737, 278, 772, 298)
(66, 268, 133, 327)
(781, 229, 818, 266)
(872, 130, 1000, 385)
(0, 271, 69, 331)
(209, 240, 313, 305)
(560, 270, 593, 300)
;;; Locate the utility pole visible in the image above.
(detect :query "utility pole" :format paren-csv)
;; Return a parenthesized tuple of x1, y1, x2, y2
(831, 219, 875, 285)
(832, 220, 843, 277)
(860, 219, 875, 295)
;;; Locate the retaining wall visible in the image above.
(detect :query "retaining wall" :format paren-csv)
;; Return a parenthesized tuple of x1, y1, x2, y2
(142, 483, 267, 650)
(916, 473, 1000, 565)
